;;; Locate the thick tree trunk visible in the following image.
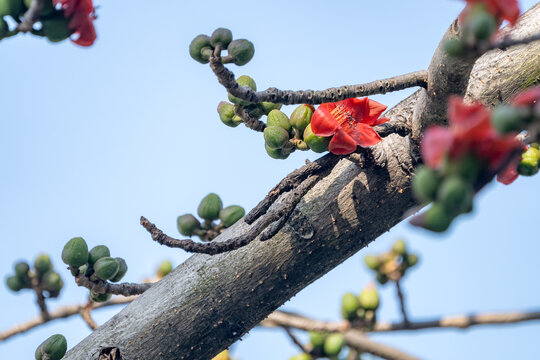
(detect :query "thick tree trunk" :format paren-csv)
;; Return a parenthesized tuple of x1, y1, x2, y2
(64, 5, 540, 360)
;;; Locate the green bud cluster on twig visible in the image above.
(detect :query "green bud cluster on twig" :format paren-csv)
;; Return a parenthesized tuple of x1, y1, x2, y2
(35, 333, 67, 360)
(340, 283, 380, 330)
(189, 27, 254, 66)
(290, 332, 346, 360)
(5, 253, 64, 298)
(61, 237, 128, 302)
(177, 193, 245, 241)
(363, 239, 419, 285)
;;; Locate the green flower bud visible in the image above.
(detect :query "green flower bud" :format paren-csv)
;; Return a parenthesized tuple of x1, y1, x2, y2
(6, 275, 22, 292)
(294, 140, 309, 151)
(438, 176, 474, 215)
(289, 354, 311, 360)
(93, 257, 120, 281)
(323, 333, 344, 357)
(109, 257, 128, 282)
(444, 38, 465, 58)
(219, 205, 245, 227)
(228, 75, 257, 106)
(267, 109, 291, 132)
(189, 34, 212, 64)
(35, 254, 53, 275)
(200, 46, 214, 62)
(24, 0, 53, 16)
(88, 245, 111, 267)
(303, 123, 330, 153)
(227, 39, 255, 66)
(177, 214, 201, 236)
(42, 271, 63, 292)
(376, 272, 388, 285)
(42, 14, 73, 43)
(290, 104, 314, 134)
(358, 286, 379, 310)
(0, 0, 25, 17)
(517, 147, 540, 176)
(217, 101, 240, 127)
(198, 193, 223, 221)
(469, 10, 497, 40)
(492, 105, 527, 134)
(259, 102, 282, 115)
(413, 165, 440, 204)
(309, 331, 327, 348)
(210, 27, 233, 48)
(0, 19, 9, 39)
(90, 291, 111, 303)
(423, 203, 454, 232)
(157, 260, 173, 278)
(61, 237, 89, 267)
(444, 155, 482, 184)
(265, 144, 289, 160)
(36, 334, 67, 360)
(264, 126, 290, 150)
(14, 261, 30, 278)
(406, 253, 419, 267)
(341, 292, 360, 321)
(392, 239, 407, 255)
(364, 255, 380, 270)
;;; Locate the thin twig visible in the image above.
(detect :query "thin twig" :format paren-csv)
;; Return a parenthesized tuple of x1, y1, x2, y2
(344, 329, 421, 360)
(142, 175, 321, 255)
(395, 280, 409, 326)
(485, 32, 540, 52)
(31, 278, 50, 321)
(233, 105, 266, 132)
(260, 309, 540, 333)
(18, 0, 45, 32)
(0, 296, 135, 341)
(79, 302, 99, 330)
(282, 326, 310, 355)
(75, 275, 151, 296)
(210, 54, 427, 105)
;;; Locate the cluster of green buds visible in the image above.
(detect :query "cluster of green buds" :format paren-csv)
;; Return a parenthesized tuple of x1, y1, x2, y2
(1, 0, 73, 43)
(516, 144, 540, 176)
(61, 237, 128, 302)
(177, 193, 245, 241)
(413, 158, 477, 232)
(5, 254, 64, 298)
(189, 27, 254, 66)
(364, 239, 419, 285)
(289, 332, 345, 360)
(156, 260, 173, 279)
(340, 283, 380, 330)
(444, 4, 498, 57)
(218, 75, 331, 159)
(35, 334, 67, 360)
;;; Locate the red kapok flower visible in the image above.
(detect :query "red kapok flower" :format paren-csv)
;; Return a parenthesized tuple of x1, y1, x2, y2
(53, 0, 97, 46)
(511, 86, 540, 107)
(421, 96, 523, 184)
(311, 98, 389, 155)
(464, 0, 520, 25)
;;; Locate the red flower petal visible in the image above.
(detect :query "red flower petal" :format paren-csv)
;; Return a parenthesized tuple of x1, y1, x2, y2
(339, 98, 367, 122)
(496, 155, 520, 184)
(493, 0, 520, 24)
(363, 98, 388, 125)
(348, 123, 383, 147)
(421, 126, 453, 169)
(72, 20, 96, 46)
(328, 129, 358, 155)
(311, 103, 339, 137)
(511, 87, 540, 107)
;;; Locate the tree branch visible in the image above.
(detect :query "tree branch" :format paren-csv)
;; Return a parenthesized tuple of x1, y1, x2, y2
(62, 6, 540, 360)
(344, 330, 421, 360)
(210, 54, 427, 106)
(75, 275, 151, 296)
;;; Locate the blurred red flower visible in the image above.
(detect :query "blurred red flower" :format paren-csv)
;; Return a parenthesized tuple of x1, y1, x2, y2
(53, 0, 96, 46)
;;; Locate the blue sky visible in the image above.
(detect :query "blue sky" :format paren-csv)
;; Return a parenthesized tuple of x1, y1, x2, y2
(1, 1, 539, 359)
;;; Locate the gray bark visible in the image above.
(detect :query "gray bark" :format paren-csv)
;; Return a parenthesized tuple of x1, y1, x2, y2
(64, 5, 540, 360)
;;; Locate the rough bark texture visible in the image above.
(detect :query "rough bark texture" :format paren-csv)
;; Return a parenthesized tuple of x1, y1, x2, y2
(64, 5, 540, 360)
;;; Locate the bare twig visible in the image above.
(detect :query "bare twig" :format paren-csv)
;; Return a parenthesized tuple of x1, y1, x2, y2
(210, 54, 427, 106)
(261, 309, 540, 333)
(344, 329, 421, 360)
(75, 275, 151, 296)
(18, 0, 45, 32)
(142, 175, 321, 255)
(79, 302, 99, 331)
(30, 278, 50, 321)
(0, 296, 135, 342)
(282, 326, 310, 355)
(485, 32, 540, 52)
(233, 105, 266, 132)
(395, 280, 409, 326)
